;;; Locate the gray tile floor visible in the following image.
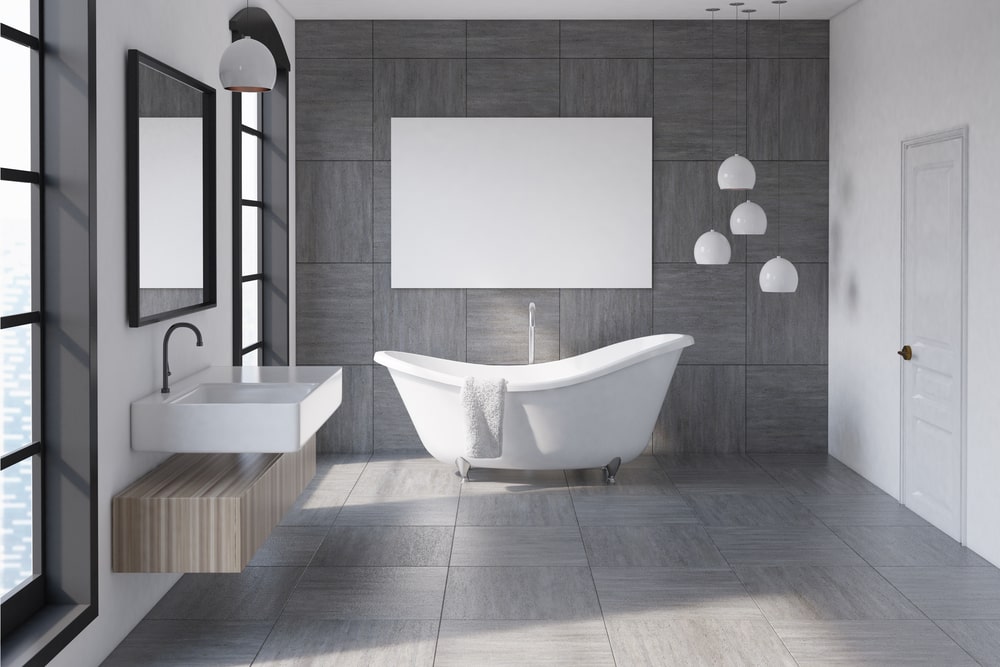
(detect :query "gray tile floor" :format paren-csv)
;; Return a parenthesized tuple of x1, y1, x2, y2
(104, 452, 1000, 666)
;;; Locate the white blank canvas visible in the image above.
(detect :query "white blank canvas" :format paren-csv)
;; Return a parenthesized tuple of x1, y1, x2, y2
(391, 117, 652, 288)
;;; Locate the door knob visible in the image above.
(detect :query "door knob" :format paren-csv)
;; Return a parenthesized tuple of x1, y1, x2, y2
(898, 345, 912, 361)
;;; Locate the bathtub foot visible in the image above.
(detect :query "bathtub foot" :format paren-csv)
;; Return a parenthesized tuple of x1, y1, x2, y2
(603, 457, 622, 484)
(455, 457, 472, 482)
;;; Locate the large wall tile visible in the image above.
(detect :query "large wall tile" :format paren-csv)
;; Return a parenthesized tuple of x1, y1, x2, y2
(559, 289, 652, 357)
(653, 59, 712, 159)
(710, 20, 747, 59)
(747, 162, 829, 263)
(746, 366, 827, 452)
(297, 263, 373, 365)
(748, 21, 830, 58)
(653, 161, 746, 263)
(467, 290, 560, 365)
(654, 365, 746, 455)
(653, 21, 713, 58)
(467, 21, 559, 58)
(748, 59, 780, 160)
(373, 367, 423, 452)
(317, 365, 374, 454)
(374, 264, 466, 360)
(748, 262, 828, 365)
(373, 59, 466, 159)
(296, 161, 372, 263)
(560, 59, 652, 117)
(297, 21, 372, 58)
(296, 59, 372, 160)
(713, 59, 747, 161)
(780, 59, 829, 160)
(373, 21, 466, 58)
(653, 264, 746, 365)
(373, 162, 391, 262)
(467, 59, 559, 117)
(559, 21, 653, 58)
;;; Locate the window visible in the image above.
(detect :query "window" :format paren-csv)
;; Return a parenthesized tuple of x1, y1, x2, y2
(235, 92, 264, 366)
(1, 0, 45, 628)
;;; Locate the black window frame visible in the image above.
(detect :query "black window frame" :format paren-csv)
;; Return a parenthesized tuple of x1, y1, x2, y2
(1, 2, 47, 634)
(1, 1, 98, 662)
(233, 94, 265, 365)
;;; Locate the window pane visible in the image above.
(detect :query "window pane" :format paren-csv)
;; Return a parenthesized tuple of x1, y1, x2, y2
(0, 0, 36, 38)
(241, 91, 260, 131)
(242, 206, 261, 275)
(1, 455, 36, 597)
(241, 132, 260, 201)
(1, 324, 35, 455)
(0, 181, 35, 317)
(0, 38, 37, 172)
(242, 348, 260, 367)
(242, 280, 260, 349)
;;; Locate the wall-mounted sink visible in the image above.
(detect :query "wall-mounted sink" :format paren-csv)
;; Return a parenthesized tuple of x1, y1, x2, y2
(131, 366, 342, 453)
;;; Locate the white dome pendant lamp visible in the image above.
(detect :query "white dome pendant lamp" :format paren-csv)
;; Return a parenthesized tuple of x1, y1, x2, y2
(695, 230, 732, 265)
(718, 2, 755, 191)
(220, 3, 276, 92)
(759, 1, 798, 293)
(730, 8, 766, 235)
(692, 8, 731, 266)
(731, 199, 767, 234)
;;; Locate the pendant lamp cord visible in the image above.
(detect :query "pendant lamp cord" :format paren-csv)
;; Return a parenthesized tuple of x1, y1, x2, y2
(775, 0, 783, 252)
(743, 8, 753, 203)
(732, 3, 741, 155)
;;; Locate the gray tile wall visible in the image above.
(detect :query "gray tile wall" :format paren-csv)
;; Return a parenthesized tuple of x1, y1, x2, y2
(295, 20, 829, 456)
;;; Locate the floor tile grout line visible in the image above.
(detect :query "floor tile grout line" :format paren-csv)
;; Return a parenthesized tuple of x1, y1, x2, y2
(432, 463, 465, 665)
(705, 525, 802, 665)
(799, 494, 986, 665)
(566, 468, 621, 667)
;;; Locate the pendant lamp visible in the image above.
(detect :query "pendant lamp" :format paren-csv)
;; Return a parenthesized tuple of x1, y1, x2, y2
(694, 230, 732, 265)
(730, 199, 767, 234)
(718, 2, 755, 190)
(730, 7, 767, 234)
(759, 256, 798, 292)
(220, 5, 276, 92)
(692, 8, 731, 266)
(759, 0, 798, 293)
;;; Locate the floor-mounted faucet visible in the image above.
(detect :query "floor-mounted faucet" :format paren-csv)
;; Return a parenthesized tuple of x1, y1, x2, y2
(528, 302, 536, 365)
(162, 322, 204, 393)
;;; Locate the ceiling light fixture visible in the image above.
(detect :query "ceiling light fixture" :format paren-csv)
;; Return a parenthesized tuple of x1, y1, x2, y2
(759, 0, 798, 293)
(694, 7, 732, 265)
(717, 2, 756, 190)
(219, 2, 276, 92)
(730, 7, 767, 234)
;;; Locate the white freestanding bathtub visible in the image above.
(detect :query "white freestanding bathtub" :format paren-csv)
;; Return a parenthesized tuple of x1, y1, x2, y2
(374, 333, 693, 481)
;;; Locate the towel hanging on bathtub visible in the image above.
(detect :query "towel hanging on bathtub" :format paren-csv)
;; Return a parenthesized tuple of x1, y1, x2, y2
(460, 377, 506, 459)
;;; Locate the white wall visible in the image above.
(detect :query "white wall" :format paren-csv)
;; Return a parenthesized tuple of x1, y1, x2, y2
(830, 0, 1000, 565)
(50, 2, 294, 664)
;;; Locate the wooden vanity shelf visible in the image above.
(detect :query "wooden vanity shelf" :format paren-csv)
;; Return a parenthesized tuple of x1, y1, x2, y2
(112, 437, 315, 573)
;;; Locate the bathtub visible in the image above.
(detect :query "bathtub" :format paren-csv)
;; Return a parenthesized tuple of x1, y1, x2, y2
(374, 333, 693, 481)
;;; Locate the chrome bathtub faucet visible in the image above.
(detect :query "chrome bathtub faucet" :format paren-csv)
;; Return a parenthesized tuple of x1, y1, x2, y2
(528, 302, 536, 365)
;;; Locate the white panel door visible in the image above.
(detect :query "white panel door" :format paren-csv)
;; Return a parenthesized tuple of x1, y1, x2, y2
(901, 129, 966, 541)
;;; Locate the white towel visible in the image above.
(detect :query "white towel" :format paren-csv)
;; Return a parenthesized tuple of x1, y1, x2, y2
(460, 377, 506, 459)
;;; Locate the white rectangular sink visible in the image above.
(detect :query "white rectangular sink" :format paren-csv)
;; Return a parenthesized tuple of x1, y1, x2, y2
(131, 366, 342, 453)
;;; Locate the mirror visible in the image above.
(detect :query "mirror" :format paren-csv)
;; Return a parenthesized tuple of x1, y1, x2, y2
(127, 49, 216, 327)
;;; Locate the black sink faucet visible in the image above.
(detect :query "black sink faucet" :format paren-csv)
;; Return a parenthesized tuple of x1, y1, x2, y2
(162, 322, 204, 393)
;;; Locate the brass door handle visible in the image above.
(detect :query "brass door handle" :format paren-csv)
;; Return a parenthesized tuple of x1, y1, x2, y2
(898, 345, 912, 361)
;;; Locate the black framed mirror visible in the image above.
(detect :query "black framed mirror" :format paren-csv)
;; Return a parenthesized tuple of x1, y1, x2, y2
(127, 49, 216, 327)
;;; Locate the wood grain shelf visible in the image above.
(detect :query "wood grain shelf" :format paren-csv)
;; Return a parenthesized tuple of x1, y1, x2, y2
(112, 436, 316, 573)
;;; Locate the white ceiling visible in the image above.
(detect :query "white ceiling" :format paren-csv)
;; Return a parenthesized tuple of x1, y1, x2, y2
(278, 0, 858, 21)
